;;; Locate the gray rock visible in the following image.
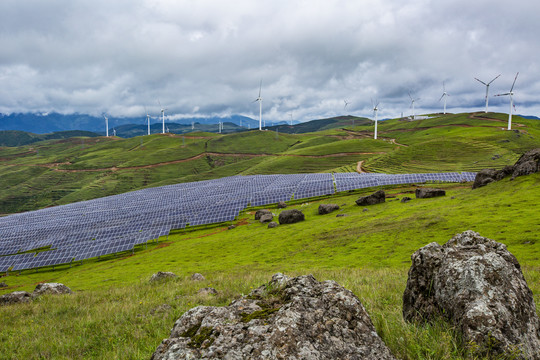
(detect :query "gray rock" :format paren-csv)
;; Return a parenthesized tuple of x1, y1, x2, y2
(277, 201, 288, 209)
(33, 283, 72, 297)
(403, 230, 540, 359)
(415, 188, 445, 198)
(0, 291, 32, 306)
(259, 213, 273, 223)
(0, 282, 7, 288)
(362, 208, 368, 212)
(152, 273, 396, 360)
(336, 213, 347, 217)
(318, 203, 340, 215)
(151, 304, 173, 315)
(267, 221, 278, 228)
(198, 287, 218, 296)
(355, 190, 385, 206)
(278, 209, 305, 224)
(400, 196, 412, 203)
(227, 225, 236, 230)
(150, 271, 178, 282)
(472, 167, 512, 189)
(254, 209, 272, 220)
(191, 273, 206, 281)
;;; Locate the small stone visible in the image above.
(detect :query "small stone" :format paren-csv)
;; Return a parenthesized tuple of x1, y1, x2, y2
(254, 209, 272, 220)
(0, 282, 7, 288)
(150, 271, 178, 282)
(278, 209, 305, 224)
(0, 291, 32, 306)
(415, 188, 445, 198)
(400, 197, 411, 203)
(336, 214, 347, 217)
(33, 283, 72, 297)
(228, 225, 236, 230)
(362, 208, 368, 212)
(277, 201, 287, 209)
(267, 221, 278, 228)
(259, 213, 273, 223)
(198, 287, 218, 296)
(355, 190, 385, 206)
(191, 273, 205, 281)
(318, 204, 340, 215)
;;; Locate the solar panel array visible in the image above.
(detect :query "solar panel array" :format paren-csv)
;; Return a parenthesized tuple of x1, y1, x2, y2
(0, 171, 476, 272)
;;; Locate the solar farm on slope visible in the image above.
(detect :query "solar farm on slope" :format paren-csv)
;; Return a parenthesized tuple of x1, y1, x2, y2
(0, 172, 475, 273)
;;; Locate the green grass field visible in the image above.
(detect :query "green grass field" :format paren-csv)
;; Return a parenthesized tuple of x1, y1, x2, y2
(1, 173, 540, 359)
(1, 112, 540, 359)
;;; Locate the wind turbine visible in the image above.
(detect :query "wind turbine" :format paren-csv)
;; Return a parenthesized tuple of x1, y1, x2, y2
(475, 74, 501, 113)
(158, 100, 167, 134)
(103, 115, 109, 137)
(495, 72, 519, 130)
(289, 112, 293, 126)
(344, 99, 350, 111)
(439, 82, 450, 114)
(145, 107, 151, 135)
(372, 99, 380, 139)
(253, 80, 262, 130)
(409, 92, 420, 120)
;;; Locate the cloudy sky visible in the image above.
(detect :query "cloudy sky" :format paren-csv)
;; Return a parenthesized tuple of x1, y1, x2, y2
(1, 0, 539, 123)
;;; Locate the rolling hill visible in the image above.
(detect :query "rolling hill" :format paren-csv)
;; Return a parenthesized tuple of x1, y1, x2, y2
(1, 112, 540, 215)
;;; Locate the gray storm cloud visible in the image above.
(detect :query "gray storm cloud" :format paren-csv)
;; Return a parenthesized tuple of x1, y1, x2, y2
(0, 0, 539, 121)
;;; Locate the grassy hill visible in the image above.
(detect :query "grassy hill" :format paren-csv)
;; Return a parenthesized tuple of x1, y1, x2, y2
(1, 112, 540, 215)
(1, 173, 540, 359)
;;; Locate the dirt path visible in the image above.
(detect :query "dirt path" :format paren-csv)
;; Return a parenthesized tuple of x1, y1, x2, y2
(356, 160, 366, 173)
(6, 151, 386, 173)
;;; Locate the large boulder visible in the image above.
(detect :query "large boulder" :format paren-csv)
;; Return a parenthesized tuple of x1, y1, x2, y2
(355, 190, 385, 206)
(511, 148, 540, 179)
(0, 291, 32, 306)
(254, 209, 272, 220)
(318, 203, 340, 215)
(473, 148, 540, 189)
(403, 230, 540, 358)
(415, 188, 445, 198)
(151, 273, 396, 360)
(33, 283, 72, 297)
(278, 209, 305, 224)
(472, 166, 513, 189)
(150, 271, 178, 282)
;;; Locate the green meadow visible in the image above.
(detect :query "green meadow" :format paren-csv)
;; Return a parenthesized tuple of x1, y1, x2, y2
(1, 112, 540, 359)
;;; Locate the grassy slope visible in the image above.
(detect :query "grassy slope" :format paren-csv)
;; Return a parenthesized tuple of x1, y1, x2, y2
(1, 174, 540, 359)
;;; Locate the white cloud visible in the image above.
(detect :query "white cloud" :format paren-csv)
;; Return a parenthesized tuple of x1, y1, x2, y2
(0, 0, 539, 121)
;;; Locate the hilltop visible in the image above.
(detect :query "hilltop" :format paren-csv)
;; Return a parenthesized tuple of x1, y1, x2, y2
(1, 112, 539, 214)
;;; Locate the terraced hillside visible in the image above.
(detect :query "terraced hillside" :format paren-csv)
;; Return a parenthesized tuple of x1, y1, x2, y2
(1, 112, 539, 214)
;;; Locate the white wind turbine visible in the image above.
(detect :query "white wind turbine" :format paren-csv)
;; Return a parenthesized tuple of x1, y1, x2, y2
(158, 100, 167, 134)
(145, 107, 151, 135)
(253, 80, 263, 130)
(475, 74, 500, 113)
(289, 112, 293, 126)
(103, 115, 109, 137)
(439, 82, 450, 114)
(372, 99, 380, 139)
(409, 92, 420, 120)
(495, 72, 519, 130)
(344, 99, 350, 111)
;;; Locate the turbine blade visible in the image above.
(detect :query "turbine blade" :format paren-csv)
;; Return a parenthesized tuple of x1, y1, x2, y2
(474, 77, 487, 86)
(408, 92, 413, 100)
(487, 74, 501, 85)
(510, 72, 519, 92)
(258, 79, 262, 98)
(495, 93, 511, 97)
(439, 94, 445, 102)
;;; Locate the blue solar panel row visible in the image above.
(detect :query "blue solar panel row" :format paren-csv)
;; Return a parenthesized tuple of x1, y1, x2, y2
(0, 171, 476, 272)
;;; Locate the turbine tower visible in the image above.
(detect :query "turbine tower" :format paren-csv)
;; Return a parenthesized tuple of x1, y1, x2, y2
(145, 107, 151, 135)
(158, 100, 167, 134)
(409, 92, 420, 120)
(475, 74, 500, 113)
(103, 115, 109, 137)
(439, 82, 450, 114)
(289, 112, 293, 126)
(495, 72, 519, 130)
(253, 80, 263, 130)
(372, 99, 380, 140)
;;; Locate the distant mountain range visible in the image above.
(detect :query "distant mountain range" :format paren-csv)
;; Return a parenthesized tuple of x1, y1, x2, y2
(0, 112, 264, 134)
